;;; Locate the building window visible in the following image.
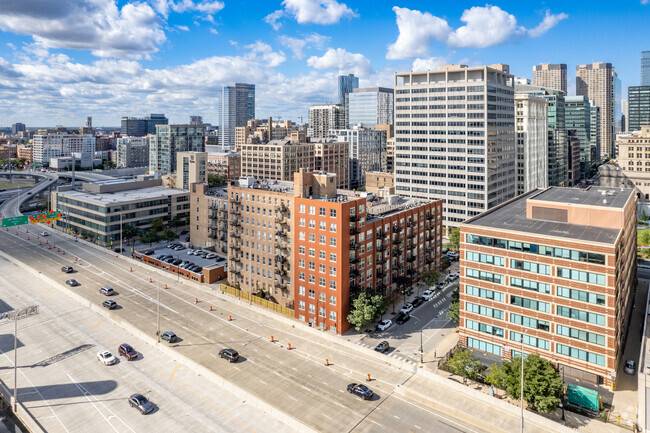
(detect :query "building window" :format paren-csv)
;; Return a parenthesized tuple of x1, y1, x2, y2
(556, 306, 605, 325)
(299, 246, 305, 255)
(466, 251, 505, 266)
(299, 218, 305, 227)
(510, 313, 549, 332)
(319, 263, 326, 273)
(465, 285, 504, 302)
(510, 277, 550, 294)
(510, 331, 549, 351)
(466, 268, 503, 284)
(465, 302, 504, 320)
(308, 304, 315, 314)
(319, 292, 326, 302)
(308, 274, 315, 283)
(465, 319, 504, 337)
(329, 266, 336, 276)
(319, 235, 326, 244)
(467, 337, 502, 356)
(319, 207, 326, 216)
(330, 223, 337, 233)
(309, 219, 316, 229)
(510, 296, 549, 313)
(557, 325, 606, 346)
(298, 286, 305, 296)
(330, 209, 337, 218)
(308, 289, 315, 299)
(298, 272, 305, 281)
(299, 301, 305, 310)
(329, 311, 337, 321)
(299, 204, 305, 213)
(299, 259, 305, 268)
(309, 248, 315, 257)
(309, 205, 316, 215)
(330, 253, 337, 262)
(510, 259, 550, 275)
(556, 287, 606, 305)
(557, 268, 606, 286)
(556, 344, 605, 366)
(319, 221, 326, 230)
(308, 261, 315, 270)
(329, 280, 337, 290)
(329, 295, 337, 305)
(299, 231, 306, 240)
(319, 307, 326, 318)
(319, 277, 326, 287)
(309, 233, 315, 242)
(319, 250, 326, 260)
(330, 237, 337, 246)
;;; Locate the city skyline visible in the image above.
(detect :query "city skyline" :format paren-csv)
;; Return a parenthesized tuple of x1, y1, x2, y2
(0, 0, 648, 126)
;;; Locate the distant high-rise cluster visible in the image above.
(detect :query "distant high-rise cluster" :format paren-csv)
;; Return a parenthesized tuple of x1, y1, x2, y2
(218, 83, 255, 150)
(532, 63, 567, 94)
(576, 62, 615, 157)
(121, 113, 168, 137)
(642, 51, 650, 86)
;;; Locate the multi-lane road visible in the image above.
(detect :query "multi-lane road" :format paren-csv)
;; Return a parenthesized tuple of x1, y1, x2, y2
(0, 225, 482, 433)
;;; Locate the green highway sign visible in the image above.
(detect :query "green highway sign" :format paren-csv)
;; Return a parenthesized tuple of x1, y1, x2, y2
(2, 216, 28, 228)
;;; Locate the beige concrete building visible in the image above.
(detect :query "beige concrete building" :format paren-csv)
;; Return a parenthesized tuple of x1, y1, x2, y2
(207, 152, 241, 180)
(189, 183, 228, 253)
(386, 137, 395, 173)
(177, 151, 207, 190)
(314, 141, 349, 189)
(235, 118, 299, 150)
(533, 63, 567, 94)
(600, 126, 650, 200)
(365, 171, 394, 195)
(308, 104, 344, 139)
(240, 140, 315, 182)
(577, 62, 615, 157)
(515, 93, 548, 195)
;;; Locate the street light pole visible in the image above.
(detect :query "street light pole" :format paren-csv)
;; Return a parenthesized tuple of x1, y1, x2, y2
(157, 279, 160, 344)
(120, 211, 123, 255)
(520, 329, 527, 433)
(13, 316, 17, 412)
(419, 327, 424, 364)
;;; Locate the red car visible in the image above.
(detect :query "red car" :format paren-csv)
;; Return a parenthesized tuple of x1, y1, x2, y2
(118, 344, 138, 360)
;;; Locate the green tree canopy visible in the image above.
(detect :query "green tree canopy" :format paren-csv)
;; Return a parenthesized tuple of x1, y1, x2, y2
(447, 228, 460, 251)
(141, 229, 159, 246)
(445, 349, 486, 381)
(161, 227, 177, 241)
(170, 215, 185, 233)
(121, 224, 138, 243)
(446, 287, 460, 325)
(346, 291, 387, 331)
(150, 220, 164, 232)
(208, 174, 227, 187)
(422, 269, 440, 286)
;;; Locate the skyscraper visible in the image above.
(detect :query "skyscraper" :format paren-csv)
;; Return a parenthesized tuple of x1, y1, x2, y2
(190, 116, 203, 125)
(308, 104, 344, 139)
(576, 63, 615, 157)
(347, 87, 394, 128)
(642, 51, 650, 86)
(150, 124, 205, 174)
(532, 63, 567, 94)
(622, 99, 629, 132)
(514, 94, 548, 195)
(628, 86, 650, 132)
(337, 74, 358, 108)
(85, 117, 92, 128)
(565, 96, 594, 176)
(218, 83, 255, 150)
(11, 123, 25, 135)
(393, 64, 516, 227)
(328, 126, 386, 188)
(614, 69, 622, 134)
(121, 114, 168, 137)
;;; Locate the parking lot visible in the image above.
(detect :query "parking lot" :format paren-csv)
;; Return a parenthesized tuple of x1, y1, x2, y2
(140, 244, 227, 272)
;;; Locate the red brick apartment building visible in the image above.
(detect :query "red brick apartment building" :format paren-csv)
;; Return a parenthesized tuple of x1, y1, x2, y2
(459, 187, 636, 386)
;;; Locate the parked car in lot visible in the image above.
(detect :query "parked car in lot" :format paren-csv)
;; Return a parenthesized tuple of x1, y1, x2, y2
(118, 344, 138, 360)
(144, 250, 154, 255)
(421, 289, 434, 301)
(395, 312, 410, 325)
(97, 350, 116, 365)
(161, 331, 177, 343)
(100, 286, 115, 296)
(103, 300, 117, 310)
(128, 394, 154, 414)
(374, 341, 390, 353)
(436, 282, 445, 289)
(376, 319, 392, 331)
(61, 266, 74, 273)
(625, 360, 636, 375)
(347, 383, 374, 400)
(399, 303, 414, 314)
(113, 247, 122, 253)
(411, 297, 424, 308)
(66, 279, 79, 287)
(218, 348, 239, 362)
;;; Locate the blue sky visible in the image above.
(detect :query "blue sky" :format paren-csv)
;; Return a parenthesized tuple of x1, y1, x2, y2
(0, 0, 648, 127)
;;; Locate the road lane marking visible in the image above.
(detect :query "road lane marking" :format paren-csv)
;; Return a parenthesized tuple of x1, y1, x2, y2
(170, 363, 180, 380)
(40, 287, 54, 295)
(93, 319, 104, 329)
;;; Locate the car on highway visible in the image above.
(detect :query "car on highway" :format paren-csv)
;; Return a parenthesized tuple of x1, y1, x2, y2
(118, 344, 138, 360)
(625, 360, 636, 375)
(40, 231, 48, 236)
(399, 303, 414, 314)
(218, 348, 239, 362)
(161, 331, 178, 343)
(421, 289, 434, 301)
(103, 300, 117, 310)
(395, 312, 410, 325)
(128, 394, 155, 415)
(374, 341, 390, 353)
(66, 279, 79, 287)
(347, 383, 374, 400)
(99, 286, 115, 296)
(97, 350, 117, 366)
(376, 319, 392, 331)
(412, 297, 424, 308)
(61, 266, 74, 273)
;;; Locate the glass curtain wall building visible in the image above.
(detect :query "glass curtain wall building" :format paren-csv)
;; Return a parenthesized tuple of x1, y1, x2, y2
(642, 51, 650, 86)
(218, 83, 255, 150)
(347, 87, 394, 128)
(628, 86, 650, 132)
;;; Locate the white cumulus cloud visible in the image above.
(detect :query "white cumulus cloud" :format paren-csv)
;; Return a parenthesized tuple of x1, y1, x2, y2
(412, 56, 450, 72)
(265, 0, 357, 29)
(176, 24, 190, 31)
(386, 7, 451, 60)
(528, 10, 569, 37)
(447, 5, 524, 48)
(307, 47, 372, 77)
(152, 0, 225, 17)
(278, 33, 329, 59)
(245, 41, 287, 68)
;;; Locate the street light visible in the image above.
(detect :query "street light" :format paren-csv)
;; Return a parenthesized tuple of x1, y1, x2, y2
(520, 329, 527, 433)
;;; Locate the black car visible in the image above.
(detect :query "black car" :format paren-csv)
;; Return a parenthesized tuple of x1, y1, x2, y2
(144, 250, 154, 255)
(374, 341, 390, 353)
(219, 348, 239, 362)
(347, 383, 374, 400)
(395, 312, 410, 325)
(113, 248, 122, 253)
(161, 331, 177, 343)
(66, 279, 79, 287)
(103, 300, 117, 310)
(171, 259, 183, 266)
(128, 394, 154, 414)
(61, 266, 74, 273)
(412, 297, 424, 308)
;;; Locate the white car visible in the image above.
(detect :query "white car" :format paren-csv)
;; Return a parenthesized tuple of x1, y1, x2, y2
(41, 231, 49, 236)
(187, 250, 194, 255)
(97, 350, 117, 366)
(421, 290, 434, 301)
(400, 303, 414, 314)
(376, 319, 392, 331)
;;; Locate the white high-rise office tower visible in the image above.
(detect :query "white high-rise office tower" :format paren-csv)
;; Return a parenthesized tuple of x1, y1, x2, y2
(576, 62, 615, 157)
(393, 64, 516, 227)
(515, 94, 548, 195)
(347, 87, 394, 128)
(532, 64, 567, 94)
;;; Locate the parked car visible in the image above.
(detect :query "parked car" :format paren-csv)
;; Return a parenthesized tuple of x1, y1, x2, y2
(421, 289, 434, 301)
(100, 286, 115, 296)
(436, 282, 445, 289)
(187, 250, 195, 255)
(400, 303, 414, 314)
(66, 279, 79, 287)
(40, 231, 48, 236)
(144, 250, 154, 255)
(347, 383, 374, 400)
(97, 350, 116, 365)
(396, 312, 410, 325)
(128, 394, 154, 415)
(118, 344, 138, 360)
(171, 259, 183, 266)
(174, 246, 185, 251)
(61, 266, 74, 273)
(376, 319, 392, 331)
(625, 360, 636, 375)
(113, 248, 122, 253)
(206, 253, 217, 259)
(161, 331, 177, 343)
(411, 297, 424, 308)
(218, 348, 239, 362)
(374, 341, 390, 353)
(103, 300, 117, 310)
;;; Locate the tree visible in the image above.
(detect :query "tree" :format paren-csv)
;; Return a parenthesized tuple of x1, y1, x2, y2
(640, 230, 650, 245)
(161, 227, 177, 241)
(445, 349, 485, 381)
(446, 287, 460, 325)
(347, 291, 387, 331)
(642, 210, 649, 222)
(141, 229, 159, 246)
(422, 269, 440, 287)
(80, 230, 90, 241)
(151, 219, 164, 232)
(208, 174, 227, 187)
(387, 287, 401, 314)
(121, 224, 138, 244)
(170, 215, 184, 233)
(447, 228, 460, 251)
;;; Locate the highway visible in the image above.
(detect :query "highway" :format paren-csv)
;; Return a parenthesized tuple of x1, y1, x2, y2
(0, 225, 483, 433)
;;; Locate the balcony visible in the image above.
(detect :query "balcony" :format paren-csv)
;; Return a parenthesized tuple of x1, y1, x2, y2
(407, 232, 416, 239)
(230, 230, 241, 238)
(376, 256, 386, 265)
(350, 269, 360, 278)
(350, 256, 360, 264)
(349, 214, 358, 222)
(407, 256, 417, 263)
(349, 284, 362, 295)
(376, 245, 386, 253)
(406, 221, 414, 227)
(349, 241, 359, 250)
(392, 226, 401, 234)
(350, 227, 359, 235)
(230, 219, 241, 227)
(392, 248, 401, 256)
(426, 214, 434, 221)
(220, 235, 227, 242)
(376, 271, 385, 279)
(392, 238, 401, 246)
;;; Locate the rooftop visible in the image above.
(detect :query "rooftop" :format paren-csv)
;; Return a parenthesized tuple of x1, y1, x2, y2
(366, 195, 434, 221)
(463, 187, 634, 245)
(230, 178, 295, 194)
(58, 185, 188, 205)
